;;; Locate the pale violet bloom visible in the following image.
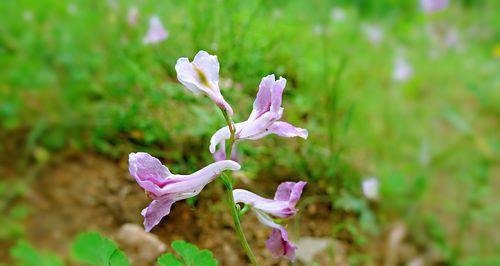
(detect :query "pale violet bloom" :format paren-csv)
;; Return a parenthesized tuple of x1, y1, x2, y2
(233, 181, 307, 261)
(143, 16, 168, 45)
(209, 74, 308, 159)
(175, 51, 234, 115)
(127, 6, 139, 26)
(129, 152, 240, 231)
(362, 24, 384, 45)
(362, 177, 379, 201)
(392, 57, 413, 82)
(330, 7, 346, 22)
(420, 0, 449, 13)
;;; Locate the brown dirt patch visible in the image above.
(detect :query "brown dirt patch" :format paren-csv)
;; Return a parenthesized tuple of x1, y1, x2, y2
(18, 152, 333, 265)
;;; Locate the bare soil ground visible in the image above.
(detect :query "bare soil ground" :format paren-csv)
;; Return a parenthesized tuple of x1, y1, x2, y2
(1, 151, 440, 265)
(17, 152, 335, 265)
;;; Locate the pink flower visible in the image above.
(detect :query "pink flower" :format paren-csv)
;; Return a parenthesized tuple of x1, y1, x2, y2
(420, 0, 449, 13)
(175, 51, 234, 115)
(129, 152, 240, 231)
(209, 74, 308, 159)
(143, 16, 168, 44)
(233, 181, 307, 261)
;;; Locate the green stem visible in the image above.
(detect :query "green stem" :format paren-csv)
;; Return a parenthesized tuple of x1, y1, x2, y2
(219, 109, 259, 266)
(222, 177, 259, 265)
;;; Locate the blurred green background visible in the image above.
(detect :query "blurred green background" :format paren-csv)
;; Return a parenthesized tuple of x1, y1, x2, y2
(0, 0, 499, 265)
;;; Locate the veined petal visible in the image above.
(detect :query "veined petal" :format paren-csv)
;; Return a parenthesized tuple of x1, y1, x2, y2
(129, 152, 173, 193)
(274, 181, 307, 206)
(157, 160, 240, 195)
(268, 121, 308, 139)
(249, 74, 274, 120)
(270, 77, 286, 115)
(141, 198, 175, 232)
(237, 112, 278, 140)
(254, 210, 297, 261)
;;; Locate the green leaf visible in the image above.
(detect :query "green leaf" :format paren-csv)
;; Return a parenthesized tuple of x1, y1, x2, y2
(172, 240, 199, 264)
(193, 250, 217, 266)
(10, 240, 64, 266)
(157, 240, 217, 266)
(157, 253, 183, 266)
(71, 232, 129, 266)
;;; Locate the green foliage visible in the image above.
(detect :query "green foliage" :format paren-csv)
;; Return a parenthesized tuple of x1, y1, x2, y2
(0, 0, 498, 263)
(0, 181, 29, 240)
(157, 240, 217, 266)
(10, 240, 63, 266)
(71, 232, 129, 266)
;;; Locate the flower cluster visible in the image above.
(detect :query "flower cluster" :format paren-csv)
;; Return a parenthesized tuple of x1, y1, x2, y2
(129, 50, 308, 261)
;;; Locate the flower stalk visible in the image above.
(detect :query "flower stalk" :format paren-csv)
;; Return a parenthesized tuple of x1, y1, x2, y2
(220, 109, 259, 266)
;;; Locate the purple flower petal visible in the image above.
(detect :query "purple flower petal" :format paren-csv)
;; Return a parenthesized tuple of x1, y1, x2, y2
(420, 0, 449, 13)
(249, 74, 274, 120)
(274, 181, 307, 206)
(141, 198, 175, 232)
(268, 121, 308, 139)
(143, 16, 168, 44)
(233, 181, 306, 218)
(193, 51, 219, 87)
(270, 77, 286, 115)
(208, 74, 307, 157)
(175, 51, 233, 115)
(129, 152, 240, 231)
(254, 210, 297, 261)
(266, 228, 297, 261)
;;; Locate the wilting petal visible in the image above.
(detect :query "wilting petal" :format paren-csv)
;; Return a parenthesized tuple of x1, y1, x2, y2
(175, 51, 233, 115)
(254, 210, 297, 261)
(141, 198, 175, 232)
(143, 16, 168, 44)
